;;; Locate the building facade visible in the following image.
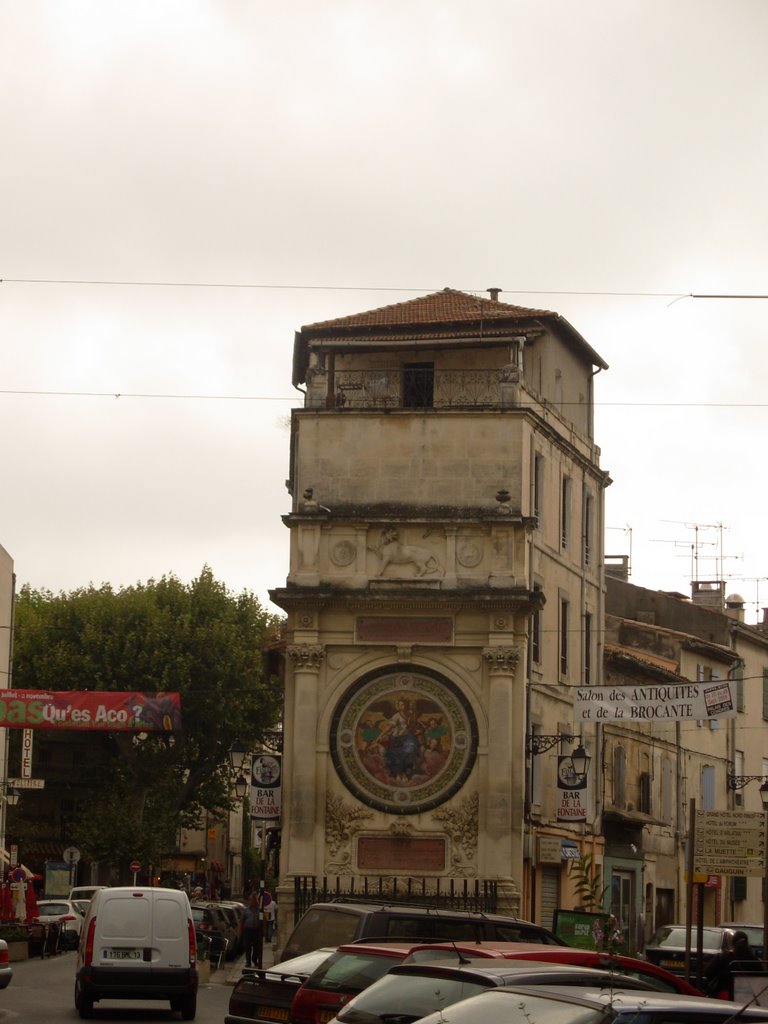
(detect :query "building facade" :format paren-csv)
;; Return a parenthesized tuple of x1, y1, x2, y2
(270, 288, 610, 930)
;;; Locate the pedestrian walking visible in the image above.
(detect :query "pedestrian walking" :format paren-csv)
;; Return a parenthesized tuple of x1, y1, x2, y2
(241, 890, 265, 969)
(704, 930, 759, 1000)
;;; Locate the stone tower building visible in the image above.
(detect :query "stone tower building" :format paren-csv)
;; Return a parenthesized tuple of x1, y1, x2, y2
(270, 288, 609, 927)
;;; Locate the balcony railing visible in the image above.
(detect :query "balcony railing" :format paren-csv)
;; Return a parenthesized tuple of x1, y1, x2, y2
(308, 368, 516, 410)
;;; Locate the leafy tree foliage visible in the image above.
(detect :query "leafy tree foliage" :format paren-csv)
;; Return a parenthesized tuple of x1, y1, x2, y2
(10, 567, 283, 872)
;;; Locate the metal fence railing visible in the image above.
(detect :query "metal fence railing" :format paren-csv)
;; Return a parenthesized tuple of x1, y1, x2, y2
(293, 876, 498, 923)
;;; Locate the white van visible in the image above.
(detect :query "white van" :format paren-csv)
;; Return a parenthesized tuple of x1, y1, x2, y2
(74, 886, 198, 1020)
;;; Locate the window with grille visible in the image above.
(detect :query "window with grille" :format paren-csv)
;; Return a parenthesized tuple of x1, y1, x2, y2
(403, 362, 434, 408)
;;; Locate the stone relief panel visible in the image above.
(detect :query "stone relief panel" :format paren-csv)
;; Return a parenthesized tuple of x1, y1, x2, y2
(325, 793, 373, 872)
(432, 792, 479, 876)
(368, 527, 443, 579)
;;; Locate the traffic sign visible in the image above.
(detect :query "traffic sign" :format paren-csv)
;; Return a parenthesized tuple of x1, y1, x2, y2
(694, 810, 767, 876)
(130, 860, 141, 874)
(8, 778, 44, 789)
(63, 845, 81, 864)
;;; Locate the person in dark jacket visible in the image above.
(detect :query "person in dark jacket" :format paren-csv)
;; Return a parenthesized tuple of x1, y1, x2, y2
(704, 930, 759, 999)
(241, 891, 265, 969)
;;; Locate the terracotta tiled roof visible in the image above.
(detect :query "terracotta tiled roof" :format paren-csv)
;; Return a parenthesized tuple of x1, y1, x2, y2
(302, 288, 554, 332)
(605, 642, 681, 676)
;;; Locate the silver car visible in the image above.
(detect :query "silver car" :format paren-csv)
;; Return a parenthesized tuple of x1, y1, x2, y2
(415, 985, 768, 1024)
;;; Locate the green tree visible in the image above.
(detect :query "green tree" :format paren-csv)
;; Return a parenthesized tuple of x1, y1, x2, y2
(10, 567, 283, 873)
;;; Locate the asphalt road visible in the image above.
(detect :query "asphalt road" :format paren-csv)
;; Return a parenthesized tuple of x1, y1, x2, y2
(0, 947, 239, 1023)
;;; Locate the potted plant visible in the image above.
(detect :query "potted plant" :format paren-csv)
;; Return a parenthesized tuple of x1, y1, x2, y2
(0, 924, 30, 961)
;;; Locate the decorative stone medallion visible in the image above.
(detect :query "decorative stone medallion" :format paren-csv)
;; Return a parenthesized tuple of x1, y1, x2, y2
(331, 540, 357, 566)
(330, 666, 478, 815)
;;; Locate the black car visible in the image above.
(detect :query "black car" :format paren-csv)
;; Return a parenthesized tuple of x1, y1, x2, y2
(643, 923, 757, 978)
(226, 947, 337, 1024)
(280, 901, 565, 960)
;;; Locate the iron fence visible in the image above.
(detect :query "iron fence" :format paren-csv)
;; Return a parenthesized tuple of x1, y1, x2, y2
(293, 876, 498, 923)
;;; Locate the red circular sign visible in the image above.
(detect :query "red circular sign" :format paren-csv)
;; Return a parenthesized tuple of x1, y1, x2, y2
(130, 860, 141, 873)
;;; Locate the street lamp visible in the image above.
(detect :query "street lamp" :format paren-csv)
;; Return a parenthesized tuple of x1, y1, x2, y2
(228, 739, 248, 773)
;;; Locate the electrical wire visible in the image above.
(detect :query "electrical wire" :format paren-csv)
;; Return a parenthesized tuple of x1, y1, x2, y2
(1, 277, 767, 301)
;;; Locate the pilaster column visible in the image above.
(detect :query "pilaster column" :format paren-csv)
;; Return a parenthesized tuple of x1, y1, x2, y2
(482, 645, 523, 878)
(285, 644, 325, 872)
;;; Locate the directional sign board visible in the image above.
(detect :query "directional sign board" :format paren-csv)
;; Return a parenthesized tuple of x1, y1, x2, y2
(694, 810, 766, 876)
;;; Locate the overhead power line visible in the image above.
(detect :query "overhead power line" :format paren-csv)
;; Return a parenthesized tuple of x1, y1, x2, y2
(1, 277, 767, 301)
(1, 388, 768, 407)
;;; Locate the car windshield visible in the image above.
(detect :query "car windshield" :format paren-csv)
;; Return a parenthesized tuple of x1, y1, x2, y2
(306, 952, 405, 994)
(269, 949, 335, 976)
(285, 909, 362, 956)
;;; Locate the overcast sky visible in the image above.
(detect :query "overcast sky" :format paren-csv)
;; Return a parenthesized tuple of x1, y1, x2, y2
(2, 1, 767, 622)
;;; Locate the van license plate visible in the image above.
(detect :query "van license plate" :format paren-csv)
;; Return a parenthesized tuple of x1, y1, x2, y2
(105, 949, 142, 960)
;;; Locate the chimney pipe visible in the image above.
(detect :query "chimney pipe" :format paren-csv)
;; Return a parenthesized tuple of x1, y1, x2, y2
(487, 287, 501, 301)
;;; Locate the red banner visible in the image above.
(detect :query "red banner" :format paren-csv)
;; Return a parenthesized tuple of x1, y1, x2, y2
(0, 691, 181, 731)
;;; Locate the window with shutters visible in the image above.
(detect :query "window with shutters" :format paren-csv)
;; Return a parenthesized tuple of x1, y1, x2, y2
(613, 745, 626, 809)
(560, 475, 571, 550)
(583, 493, 594, 567)
(560, 598, 569, 676)
(533, 453, 544, 522)
(583, 612, 592, 685)
(702, 765, 715, 810)
(532, 583, 542, 664)
(638, 771, 652, 814)
(661, 758, 673, 822)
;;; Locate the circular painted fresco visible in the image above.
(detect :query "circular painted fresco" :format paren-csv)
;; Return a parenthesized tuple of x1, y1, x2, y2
(330, 666, 478, 814)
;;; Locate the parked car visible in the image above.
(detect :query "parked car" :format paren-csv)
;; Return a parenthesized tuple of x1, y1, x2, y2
(402, 940, 702, 994)
(414, 984, 768, 1024)
(36, 898, 84, 950)
(216, 902, 245, 956)
(290, 942, 419, 1024)
(281, 901, 565, 960)
(329, 958, 660, 1024)
(226, 948, 337, 1024)
(643, 923, 756, 978)
(191, 901, 239, 961)
(0, 938, 12, 990)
